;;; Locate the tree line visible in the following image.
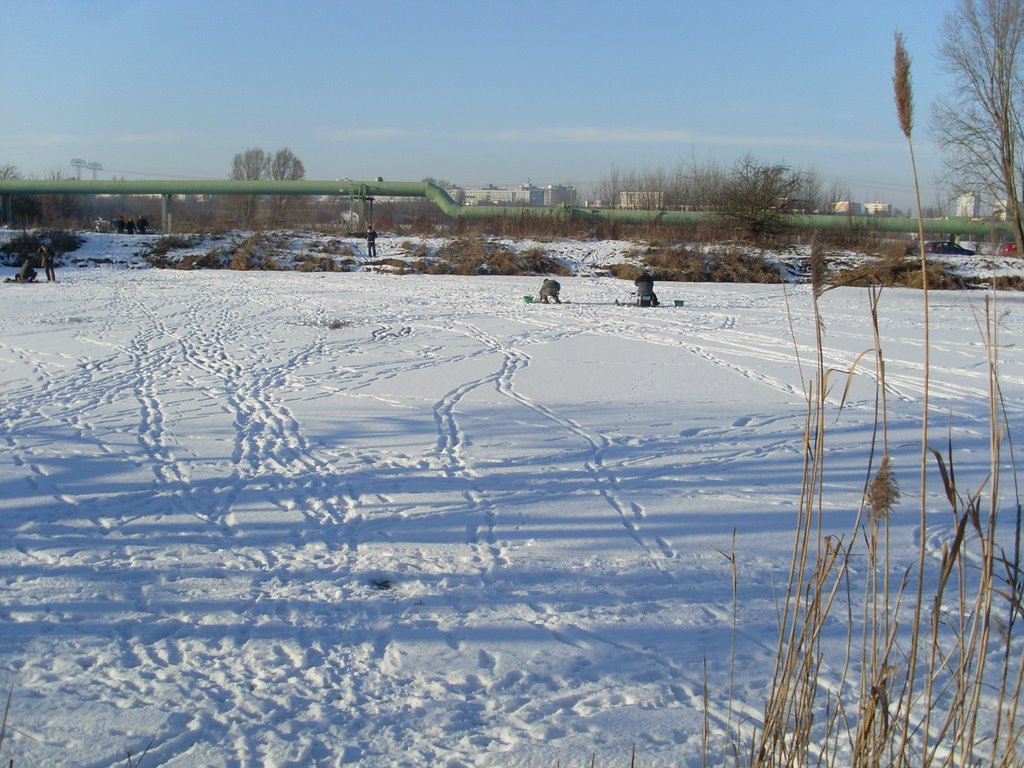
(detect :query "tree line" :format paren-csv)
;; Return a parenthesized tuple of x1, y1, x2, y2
(591, 154, 857, 237)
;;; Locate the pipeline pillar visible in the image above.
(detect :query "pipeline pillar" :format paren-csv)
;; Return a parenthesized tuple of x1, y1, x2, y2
(363, 196, 374, 228)
(161, 194, 173, 234)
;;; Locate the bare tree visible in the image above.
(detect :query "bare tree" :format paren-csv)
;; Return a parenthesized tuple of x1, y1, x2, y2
(796, 168, 826, 213)
(720, 153, 805, 237)
(268, 148, 304, 182)
(683, 159, 727, 212)
(231, 148, 268, 181)
(267, 148, 305, 225)
(931, 0, 1024, 253)
(422, 177, 455, 189)
(824, 179, 852, 215)
(594, 165, 624, 208)
(636, 167, 670, 210)
(231, 148, 269, 227)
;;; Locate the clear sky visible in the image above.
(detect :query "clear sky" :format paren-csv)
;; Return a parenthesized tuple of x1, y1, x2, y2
(2, 0, 961, 212)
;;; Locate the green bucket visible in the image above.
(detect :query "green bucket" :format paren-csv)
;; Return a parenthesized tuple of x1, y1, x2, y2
(523, 295, 534, 304)
(674, 299, 685, 307)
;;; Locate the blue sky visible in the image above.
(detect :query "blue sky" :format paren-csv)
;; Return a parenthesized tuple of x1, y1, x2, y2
(2, 0, 960, 211)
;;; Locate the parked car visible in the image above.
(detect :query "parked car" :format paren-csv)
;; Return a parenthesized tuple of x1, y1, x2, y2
(999, 241, 1017, 255)
(905, 240, 976, 256)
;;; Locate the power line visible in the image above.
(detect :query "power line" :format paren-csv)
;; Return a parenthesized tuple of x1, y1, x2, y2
(101, 167, 224, 181)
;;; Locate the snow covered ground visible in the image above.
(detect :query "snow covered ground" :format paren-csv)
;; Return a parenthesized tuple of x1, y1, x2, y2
(1, 233, 1022, 766)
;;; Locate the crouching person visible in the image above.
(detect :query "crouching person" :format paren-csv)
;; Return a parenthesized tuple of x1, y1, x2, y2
(17, 257, 38, 283)
(539, 278, 562, 304)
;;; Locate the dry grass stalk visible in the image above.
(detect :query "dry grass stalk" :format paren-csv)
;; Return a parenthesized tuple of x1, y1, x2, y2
(893, 32, 914, 139)
(0, 687, 11, 761)
(890, 29, 935, 763)
(808, 235, 827, 298)
(739, 33, 1023, 767)
(747, 227, 859, 765)
(866, 456, 899, 521)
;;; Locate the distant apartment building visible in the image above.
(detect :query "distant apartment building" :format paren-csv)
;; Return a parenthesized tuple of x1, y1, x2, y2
(443, 187, 465, 204)
(864, 201, 892, 217)
(444, 183, 577, 207)
(956, 191, 981, 218)
(543, 185, 577, 207)
(993, 200, 1019, 220)
(460, 184, 543, 206)
(619, 191, 665, 210)
(831, 200, 865, 216)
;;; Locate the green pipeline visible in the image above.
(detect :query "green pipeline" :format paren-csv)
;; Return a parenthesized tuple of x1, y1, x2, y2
(0, 177, 1012, 237)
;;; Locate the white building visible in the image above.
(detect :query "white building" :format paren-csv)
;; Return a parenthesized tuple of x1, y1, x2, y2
(832, 200, 864, 216)
(461, 184, 543, 206)
(956, 191, 981, 218)
(619, 191, 665, 210)
(864, 201, 892, 217)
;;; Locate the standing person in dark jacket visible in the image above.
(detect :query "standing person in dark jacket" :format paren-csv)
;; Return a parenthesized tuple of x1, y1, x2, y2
(366, 226, 378, 258)
(38, 244, 56, 282)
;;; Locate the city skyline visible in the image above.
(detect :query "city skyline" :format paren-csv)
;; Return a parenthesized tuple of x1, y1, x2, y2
(2, 0, 963, 213)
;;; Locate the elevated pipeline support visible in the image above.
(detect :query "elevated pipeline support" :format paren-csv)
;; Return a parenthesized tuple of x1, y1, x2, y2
(0, 178, 1013, 238)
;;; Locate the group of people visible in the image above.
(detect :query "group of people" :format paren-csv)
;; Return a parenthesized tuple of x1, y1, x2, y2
(5, 244, 56, 284)
(115, 215, 148, 235)
(536, 271, 659, 306)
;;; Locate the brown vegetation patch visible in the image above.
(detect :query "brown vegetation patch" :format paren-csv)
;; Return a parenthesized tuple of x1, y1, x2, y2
(830, 256, 973, 289)
(399, 241, 431, 259)
(602, 246, 785, 284)
(224, 233, 283, 270)
(429, 237, 571, 276)
(171, 252, 225, 270)
(143, 235, 203, 267)
(371, 258, 414, 274)
(306, 238, 356, 257)
(988, 274, 1024, 290)
(296, 254, 345, 272)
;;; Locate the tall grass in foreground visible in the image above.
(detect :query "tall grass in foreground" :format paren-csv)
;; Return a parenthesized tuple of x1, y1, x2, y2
(736, 33, 1024, 767)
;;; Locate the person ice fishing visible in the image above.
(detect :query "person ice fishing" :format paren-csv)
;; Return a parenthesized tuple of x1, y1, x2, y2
(634, 271, 658, 306)
(539, 278, 562, 303)
(17, 257, 38, 282)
